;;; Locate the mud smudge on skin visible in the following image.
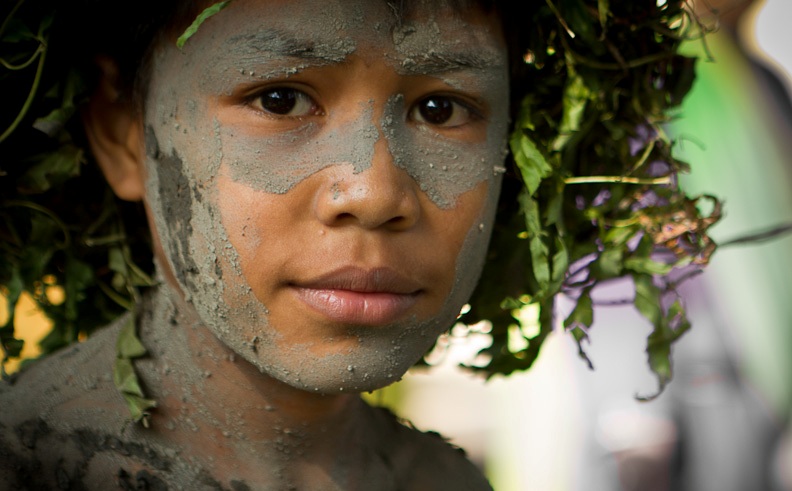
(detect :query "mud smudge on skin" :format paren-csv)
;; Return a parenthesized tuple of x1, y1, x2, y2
(190, 3, 365, 95)
(145, 128, 201, 292)
(223, 101, 378, 194)
(141, 0, 509, 394)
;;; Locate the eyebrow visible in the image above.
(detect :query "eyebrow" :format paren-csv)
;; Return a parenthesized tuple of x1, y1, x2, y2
(397, 51, 504, 76)
(225, 29, 356, 65)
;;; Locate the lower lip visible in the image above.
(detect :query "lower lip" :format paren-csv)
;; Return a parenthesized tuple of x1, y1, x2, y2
(292, 287, 419, 326)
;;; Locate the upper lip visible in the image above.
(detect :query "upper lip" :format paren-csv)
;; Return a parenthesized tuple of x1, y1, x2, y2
(293, 266, 422, 295)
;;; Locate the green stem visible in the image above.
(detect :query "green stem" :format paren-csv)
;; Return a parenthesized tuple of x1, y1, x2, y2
(0, 34, 47, 143)
(629, 138, 657, 174)
(545, 0, 576, 38)
(83, 233, 127, 247)
(2, 199, 71, 248)
(719, 222, 792, 248)
(97, 281, 134, 311)
(564, 175, 672, 185)
(0, 44, 43, 70)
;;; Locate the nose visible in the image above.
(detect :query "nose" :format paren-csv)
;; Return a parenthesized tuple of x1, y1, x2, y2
(314, 138, 421, 231)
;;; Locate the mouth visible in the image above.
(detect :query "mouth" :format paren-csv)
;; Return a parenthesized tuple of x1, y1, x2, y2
(290, 267, 422, 326)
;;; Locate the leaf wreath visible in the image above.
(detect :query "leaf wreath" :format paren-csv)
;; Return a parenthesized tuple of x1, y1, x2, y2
(0, 0, 755, 417)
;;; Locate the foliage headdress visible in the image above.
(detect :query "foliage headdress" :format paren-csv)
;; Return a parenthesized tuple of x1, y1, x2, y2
(1, 0, 720, 401)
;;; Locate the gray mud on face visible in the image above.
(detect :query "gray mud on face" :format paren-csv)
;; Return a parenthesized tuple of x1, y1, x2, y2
(227, 29, 356, 63)
(223, 102, 378, 194)
(382, 94, 505, 209)
(140, 0, 509, 394)
(145, 128, 201, 291)
(194, 3, 366, 95)
(383, 9, 510, 208)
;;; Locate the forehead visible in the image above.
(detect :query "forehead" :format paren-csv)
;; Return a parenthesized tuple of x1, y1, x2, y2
(175, 0, 506, 66)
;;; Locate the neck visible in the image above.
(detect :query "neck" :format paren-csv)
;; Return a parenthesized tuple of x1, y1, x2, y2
(134, 286, 366, 469)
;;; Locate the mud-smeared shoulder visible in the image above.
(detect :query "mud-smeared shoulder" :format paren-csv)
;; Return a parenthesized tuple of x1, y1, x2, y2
(0, 318, 219, 490)
(0, 319, 492, 490)
(366, 406, 493, 491)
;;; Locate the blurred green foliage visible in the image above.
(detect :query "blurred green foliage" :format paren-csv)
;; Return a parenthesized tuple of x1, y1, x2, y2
(462, 0, 719, 399)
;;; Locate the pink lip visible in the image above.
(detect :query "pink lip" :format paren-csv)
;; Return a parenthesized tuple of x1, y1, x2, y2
(291, 267, 422, 325)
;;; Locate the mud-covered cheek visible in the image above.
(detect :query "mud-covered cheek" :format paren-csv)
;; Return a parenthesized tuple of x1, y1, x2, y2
(218, 104, 378, 194)
(142, 101, 243, 306)
(381, 97, 507, 210)
(458, 180, 500, 263)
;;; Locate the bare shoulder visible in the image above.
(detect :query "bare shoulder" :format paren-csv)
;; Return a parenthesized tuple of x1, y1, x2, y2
(0, 318, 154, 489)
(368, 406, 493, 491)
(0, 316, 127, 429)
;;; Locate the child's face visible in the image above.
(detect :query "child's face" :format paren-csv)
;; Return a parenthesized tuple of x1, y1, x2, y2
(142, 0, 509, 392)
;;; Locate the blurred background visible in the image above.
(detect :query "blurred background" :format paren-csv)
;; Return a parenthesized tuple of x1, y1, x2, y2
(383, 0, 792, 489)
(3, 0, 791, 489)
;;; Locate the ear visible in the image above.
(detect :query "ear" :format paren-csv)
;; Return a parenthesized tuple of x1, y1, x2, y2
(82, 56, 146, 201)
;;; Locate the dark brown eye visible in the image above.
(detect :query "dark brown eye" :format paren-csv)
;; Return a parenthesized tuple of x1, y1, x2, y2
(411, 96, 473, 128)
(253, 88, 317, 116)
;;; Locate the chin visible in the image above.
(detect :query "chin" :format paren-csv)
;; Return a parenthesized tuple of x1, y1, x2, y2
(227, 318, 445, 395)
(247, 347, 419, 395)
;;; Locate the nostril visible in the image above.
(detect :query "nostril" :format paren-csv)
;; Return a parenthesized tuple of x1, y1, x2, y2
(386, 216, 405, 226)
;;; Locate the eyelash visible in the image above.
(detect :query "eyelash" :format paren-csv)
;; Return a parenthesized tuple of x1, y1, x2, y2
(245, 87, 483, 128)
(247, 87, 323, 118)
(409, 95, 483, 129)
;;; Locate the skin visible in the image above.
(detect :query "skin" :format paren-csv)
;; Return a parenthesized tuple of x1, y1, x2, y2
(143, 0, 509, 393)
(0, 0, 507, 488)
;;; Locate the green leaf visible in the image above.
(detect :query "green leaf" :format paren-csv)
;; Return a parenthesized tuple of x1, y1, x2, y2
(519, 192, 543, 237)
(603, 225, 636, 246)
(564, 288, 594, 369)
(558, 0, 598, 45)
(624, 256, 673, 276)
(591, 247, 623, 279)
(1, 337, 24, 360)
(112, 314, 155, 423)
(108, 246, 127, 276)
(667, 300, 691, 336)
(597, 0, 610, 29)
(564, 290, 593, 329)
(113, 357, 144, 397)
(1, 18, 34, 43)
(632, 274, 661, 326)
(63, 255, 94, 322)
(120, 393, 157, 426)
(644, 327, 673, 396)
(544, 185, 564, 227)
(530, 236, 550, 287)
(511, 132, 553, 196)
(553, 72, 591, 151)
(33, 106, 76, 136)
(518, 192, 552, 291)
(642, 301, 690, 400)
(176, 1, 232, 49)
(500, 296, 526, 310)
(632, 275, 688, 400)
(20, 145, 84, 193)
(116, 315, 146, 359)
(550, 236, 569, 286)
